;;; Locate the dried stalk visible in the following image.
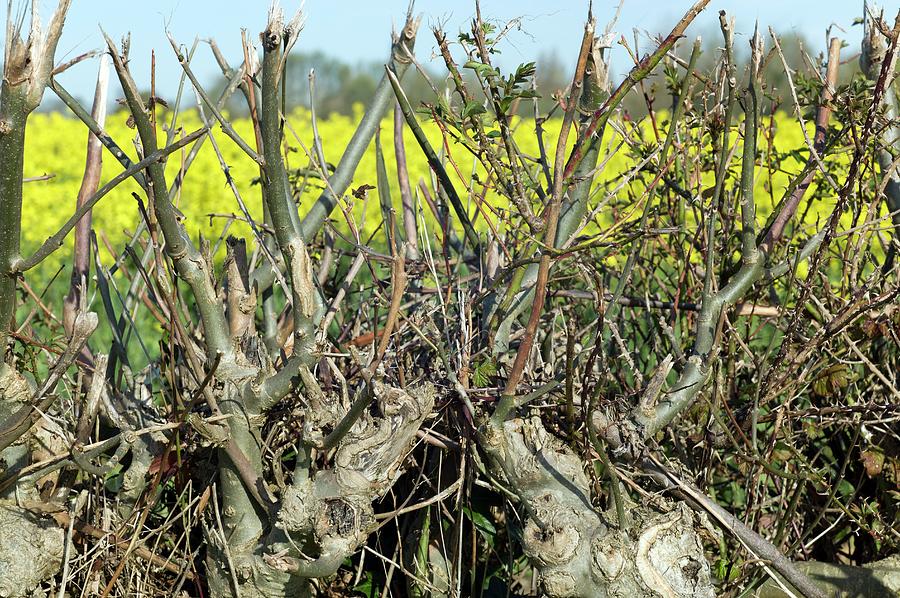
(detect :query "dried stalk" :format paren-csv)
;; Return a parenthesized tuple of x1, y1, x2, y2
(64, 54, 109, 337)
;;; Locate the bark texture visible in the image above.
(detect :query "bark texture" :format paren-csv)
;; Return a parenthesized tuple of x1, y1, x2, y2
(482, 416, 715, 597)
(0, 503, 66, 598)
(755, 555, 900, 597)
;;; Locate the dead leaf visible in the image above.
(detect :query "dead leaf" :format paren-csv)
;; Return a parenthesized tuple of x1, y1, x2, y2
(860, 448, 885, 478)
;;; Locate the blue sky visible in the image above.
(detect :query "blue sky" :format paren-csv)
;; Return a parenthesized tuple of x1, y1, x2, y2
(29, 0, 900, 103)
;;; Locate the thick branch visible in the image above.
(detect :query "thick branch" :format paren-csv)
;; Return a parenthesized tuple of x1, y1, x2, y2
(0, 0, 73, 353)
(299, 12, 420, 241)
(645, 457, 826, 598)
(104, 32, 231, 359)
(860, 11, 900, 267)
(259, 11, 317, 353)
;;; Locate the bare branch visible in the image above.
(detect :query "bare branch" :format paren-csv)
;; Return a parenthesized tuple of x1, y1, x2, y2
(64, 53, 110, 338)
(103, 31, 231, 358)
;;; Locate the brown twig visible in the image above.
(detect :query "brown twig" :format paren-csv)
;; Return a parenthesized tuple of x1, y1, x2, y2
(562, 0, 711, 180)
(761, 37, 841, 252)
(20, 501, 194, 580)
(370, 253, 408, 371)
(64, 53, 109, 337)
(393, 102, 419, 260)
(500, 17, 596, 405)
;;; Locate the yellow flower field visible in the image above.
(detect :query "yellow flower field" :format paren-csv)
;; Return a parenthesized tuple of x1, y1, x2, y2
(20, 107, 861, 287)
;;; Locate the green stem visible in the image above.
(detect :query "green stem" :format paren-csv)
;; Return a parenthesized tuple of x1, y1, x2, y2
(167, 34, 261, 164)
(104, 32, 231, 359)
(260, 21, 317, 354)
(740, 30, 762, 266)
(50, 78, 144, 186)
(0, 106, 26, 354)
(250, 15, 420, 296)
(299, 19, 419, 241)
(1, 3, 73, 353)
(388, 67, 480, 251)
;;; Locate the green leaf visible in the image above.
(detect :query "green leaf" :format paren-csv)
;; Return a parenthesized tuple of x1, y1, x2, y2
(812, 363, 853, 397)
(837, 479, 855, 498)
(513, 62, 536, 85)
(713, 557, 742, 582)
(463, 60, 498, 79)
(353, 572, 376, 598)
(463, 506, 497, 541)
(462, 101, 487, 119)
(104, 463, 124, 493)
(472, 358, 497, 387)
